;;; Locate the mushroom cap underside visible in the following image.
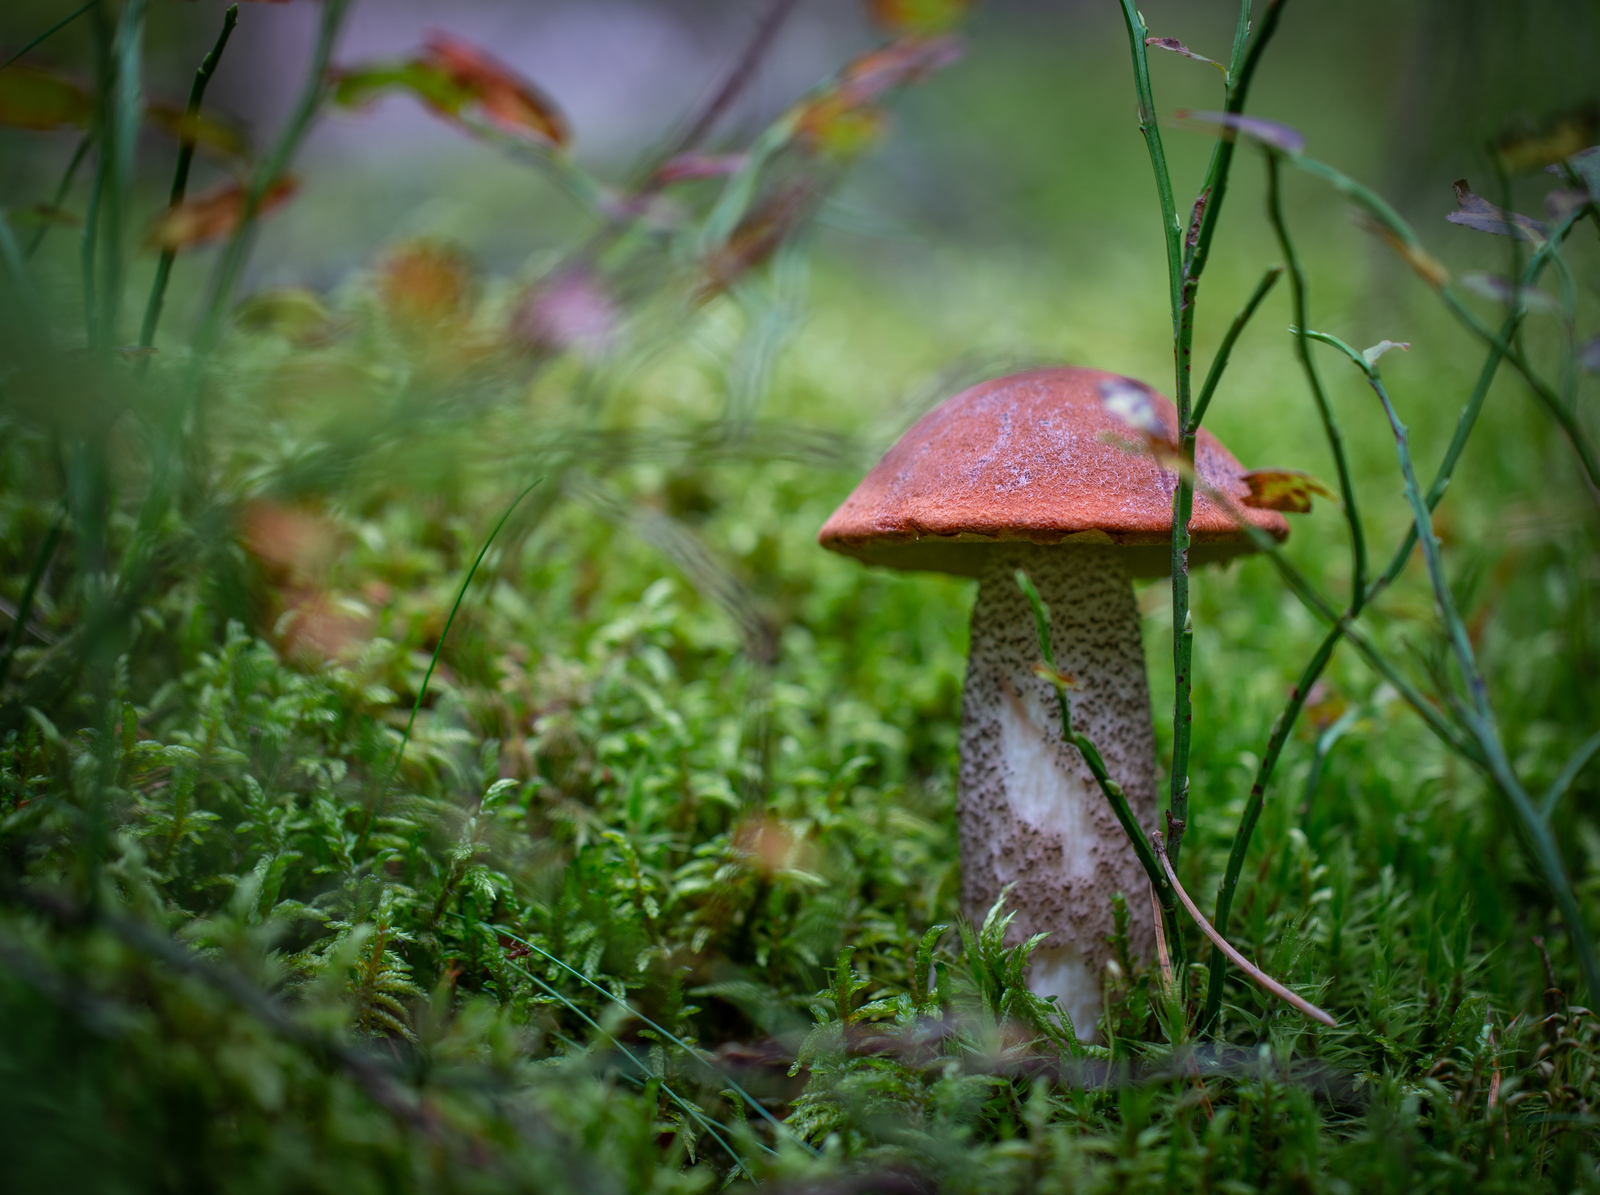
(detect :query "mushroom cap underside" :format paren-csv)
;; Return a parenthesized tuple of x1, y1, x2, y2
(818, 366, 1289, 578)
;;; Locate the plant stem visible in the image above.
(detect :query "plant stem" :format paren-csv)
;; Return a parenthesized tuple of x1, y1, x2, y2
(1542, 728, 1600, 820)
(0, 504, 67, 688)
(1283, 149, 1600, 495)
(138, 4, 238, 352)
(25, 136, 92, 260)
(1116, 0, 1182, 337)
(354, 478, 542, 860)
(665, 0, 802, 161)
(190, 0, 349, 370)
(1188, 264, 1283, 433)
(1156, 833, 1335, 1026)
(1014, 570, 1181, 958)
(1200, 623, 1340, 1029)
(1118, 0, 1192, 862)
(2, 1, 94, 70)
(1364, 366, 1600, 1001)
(1265, 150, 1367, 613)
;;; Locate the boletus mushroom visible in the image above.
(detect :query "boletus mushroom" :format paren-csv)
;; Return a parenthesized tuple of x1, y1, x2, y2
(818, 367, 1288, 1037)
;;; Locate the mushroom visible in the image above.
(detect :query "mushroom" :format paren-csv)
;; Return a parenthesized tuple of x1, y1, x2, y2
(818, 367, 1287, 1037)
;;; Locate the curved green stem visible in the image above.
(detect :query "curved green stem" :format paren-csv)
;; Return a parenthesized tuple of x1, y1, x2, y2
(1265, 151, 1368, 613)
(1188, 264, 1283, 433)
(138, 4, 238, 352)
(354, 478, 542, 860)
(1201, 623, 1342, 1030)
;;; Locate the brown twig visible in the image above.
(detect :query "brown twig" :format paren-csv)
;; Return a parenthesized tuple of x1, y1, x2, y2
(666, 0, 804, 161)
(1153, 833, 1337, 1027)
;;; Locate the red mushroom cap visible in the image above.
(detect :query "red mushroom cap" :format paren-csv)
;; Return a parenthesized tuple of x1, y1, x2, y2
(818, 366, 1289, 578)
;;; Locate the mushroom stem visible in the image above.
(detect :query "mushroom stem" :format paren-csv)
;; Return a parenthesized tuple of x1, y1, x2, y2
(959, 545, 1159, 1039)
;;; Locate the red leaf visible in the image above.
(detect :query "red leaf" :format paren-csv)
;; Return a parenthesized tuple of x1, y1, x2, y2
(146, 177, 298, 250)
(420, 31, 569, 146)
(653, 152, 747, 184)
(835, 36, 963, 107)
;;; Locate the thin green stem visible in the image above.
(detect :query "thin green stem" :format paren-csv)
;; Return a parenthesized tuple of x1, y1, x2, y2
(1168, 481, 1194, 860)
(138, 4, 238, 352)
(354, 478, 542, 859)
(2, 1, 94, 70)
(1281, 149, 1600, 494)
(501, 953, 754, 1178)
(1265, 151, 1368, 613)
(1116, 0, 1182, 338)
(484, 918, 814, 1156)
(1183, 0, 1285, 283)
(1542, 728, 1600, 821)
(25, 136, 92, 260)
(1193, 227, 1579, 1032)
(1365, 363, 1599, 999)
(190, 0, 349, 368)
(1015, 570, 1182, 961)
(98, 0, 147, 349)
(0, 504, 67, 689)
(1201, 622, 1342, 1030)
(1188, 264, 1283, 433)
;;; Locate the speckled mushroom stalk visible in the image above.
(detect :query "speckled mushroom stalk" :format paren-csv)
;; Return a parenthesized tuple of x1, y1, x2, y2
(959, 545, 1157, 1034)
(819, 367, 1287, 1040)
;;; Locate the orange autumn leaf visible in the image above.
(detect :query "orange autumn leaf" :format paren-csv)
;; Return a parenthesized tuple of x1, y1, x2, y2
(147, 176, 298, 250)
(378, 240, 475, 326)
(835, 36, 963, 106)
(1240, 468, 1336, 515)
(793, 36, 960, 160)
(240, 501, 339, 581)
(796, 92, 890, 159)
(701, 183, 813, 296)
(420, 31, 569, 147)
(865, 0, 974, 37)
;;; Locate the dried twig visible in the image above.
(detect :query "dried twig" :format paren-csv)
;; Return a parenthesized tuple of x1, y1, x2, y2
(1153, 833, 1337, 1027)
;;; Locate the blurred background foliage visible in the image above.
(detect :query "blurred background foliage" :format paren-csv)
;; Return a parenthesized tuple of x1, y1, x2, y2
(1, 0, 1599, 1191)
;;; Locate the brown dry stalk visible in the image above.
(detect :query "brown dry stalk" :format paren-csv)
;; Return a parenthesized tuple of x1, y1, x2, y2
(1153, 834, 1337, 1028)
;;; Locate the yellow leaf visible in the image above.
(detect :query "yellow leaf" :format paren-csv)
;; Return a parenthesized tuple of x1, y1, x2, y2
(1240, 468, 1336, 514)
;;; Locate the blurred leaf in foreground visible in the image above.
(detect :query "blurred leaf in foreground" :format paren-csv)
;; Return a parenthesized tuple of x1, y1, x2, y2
(235, 288, 335, 347)
(1495, 106, 1598, 172)
(1240, 468, 1335, 514)
(512, 269, 618, 357)
(421, 31, 569, 146)
(865, 0, 973, 37)
(333, 33, 569, 149)
(1175, 109, 1305, 154)
(378, 239, 475, 328)
(0, 64, 90, 130)
(146, 101, 251, 161)
(146, 176, 298, 250)
(1460, 272, 1559, 314)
